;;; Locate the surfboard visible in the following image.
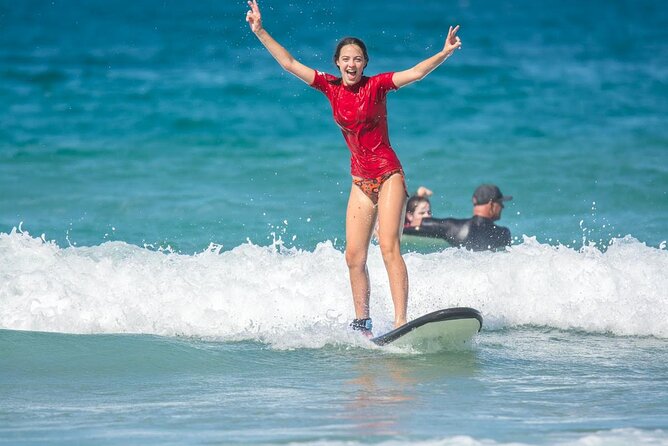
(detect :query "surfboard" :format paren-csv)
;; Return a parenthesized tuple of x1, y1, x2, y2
(371, 307, 482, 350)
(401, 234, 450, 253)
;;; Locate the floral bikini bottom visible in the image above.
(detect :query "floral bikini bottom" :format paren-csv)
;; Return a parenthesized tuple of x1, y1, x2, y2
(352, 169, 408, 205)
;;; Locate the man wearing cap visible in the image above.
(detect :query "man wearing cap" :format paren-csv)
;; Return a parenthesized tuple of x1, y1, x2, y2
(404, 184, 512, 251)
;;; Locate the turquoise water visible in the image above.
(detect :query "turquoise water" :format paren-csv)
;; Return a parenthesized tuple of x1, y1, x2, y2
(1, 0, 667, 444)
(2, 328, 667, 445)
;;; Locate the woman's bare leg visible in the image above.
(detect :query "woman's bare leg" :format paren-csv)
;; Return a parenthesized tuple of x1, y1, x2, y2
(345, 184, 377, 320)
(376, 174, 408, 328)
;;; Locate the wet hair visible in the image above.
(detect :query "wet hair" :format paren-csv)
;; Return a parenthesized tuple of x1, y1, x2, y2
(333, 37, 369, 68)
(406, 195, 430, 214)
(405, 195, 431, 225)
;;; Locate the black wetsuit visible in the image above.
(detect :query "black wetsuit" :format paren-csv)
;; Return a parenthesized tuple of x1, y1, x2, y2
(403, 216, 511, 251)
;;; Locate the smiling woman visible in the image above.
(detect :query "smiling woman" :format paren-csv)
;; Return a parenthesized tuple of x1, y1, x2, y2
(2, 1, 668, 444)
(333, 37, 368, 86)
(245, 0, 461, 334)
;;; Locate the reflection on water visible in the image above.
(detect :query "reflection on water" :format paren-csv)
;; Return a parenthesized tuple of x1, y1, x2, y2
(342, 349, 481, 437)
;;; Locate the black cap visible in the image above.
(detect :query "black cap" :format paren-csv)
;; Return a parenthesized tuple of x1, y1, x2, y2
(472, 184, 513, 205)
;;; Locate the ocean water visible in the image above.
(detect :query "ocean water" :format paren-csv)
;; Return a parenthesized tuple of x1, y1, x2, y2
(1, 0, 667, 444)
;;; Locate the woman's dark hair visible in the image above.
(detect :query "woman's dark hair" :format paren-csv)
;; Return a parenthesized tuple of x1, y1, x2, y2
(333, 37, 369, 68)
(405, 195, 430, 225)
(406, 195, 430, 214)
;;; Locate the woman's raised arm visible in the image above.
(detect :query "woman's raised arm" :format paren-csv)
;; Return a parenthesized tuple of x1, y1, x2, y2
(392, 25, 461, 89)
(246, 0, 315, 85)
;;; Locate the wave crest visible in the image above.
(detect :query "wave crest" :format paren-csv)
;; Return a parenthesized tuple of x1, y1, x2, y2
(1, 229, 667, 341)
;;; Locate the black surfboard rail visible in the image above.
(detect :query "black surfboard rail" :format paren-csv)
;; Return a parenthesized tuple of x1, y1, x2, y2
(371, 307, 483, 346)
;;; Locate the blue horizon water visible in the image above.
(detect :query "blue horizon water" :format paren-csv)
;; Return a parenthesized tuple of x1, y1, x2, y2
(1, 0, 667, 252)
(1, 0, 667, 444)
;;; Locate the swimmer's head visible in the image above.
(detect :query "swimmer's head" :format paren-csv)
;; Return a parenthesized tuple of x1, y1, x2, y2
(472, 184, 512, 206)
(405, 195, 432, 227)
(472, 184, 512, 221)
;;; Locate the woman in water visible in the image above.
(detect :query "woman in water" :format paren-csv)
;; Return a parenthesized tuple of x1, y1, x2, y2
(405, 187, 434, 229)
(245, 0, 461, 334)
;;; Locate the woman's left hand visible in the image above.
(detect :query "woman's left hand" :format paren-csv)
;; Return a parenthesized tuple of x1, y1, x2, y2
(246, 0, 263, 34)
(443, 25, 462, 55)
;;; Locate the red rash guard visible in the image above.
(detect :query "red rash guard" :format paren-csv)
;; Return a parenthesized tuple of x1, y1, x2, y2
(310, 71, 402, 179)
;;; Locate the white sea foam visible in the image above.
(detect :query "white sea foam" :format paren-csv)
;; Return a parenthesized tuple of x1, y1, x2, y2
(294, 428, 668, 445)
(1, 228, 667, 343)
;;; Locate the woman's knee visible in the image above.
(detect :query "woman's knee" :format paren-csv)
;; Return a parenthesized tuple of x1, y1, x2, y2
(378, 236, 401, 261)
(345, 248, 368, 270)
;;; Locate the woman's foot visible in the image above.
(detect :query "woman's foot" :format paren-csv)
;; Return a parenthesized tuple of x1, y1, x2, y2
(350, 318, 374, 338)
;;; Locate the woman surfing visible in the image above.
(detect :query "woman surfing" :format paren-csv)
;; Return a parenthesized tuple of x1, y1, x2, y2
(245, 0, 461, 335)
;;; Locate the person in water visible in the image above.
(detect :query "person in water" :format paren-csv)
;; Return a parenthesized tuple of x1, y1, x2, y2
(404, 186, 434, 228)
(245, 0, 462, 334)
(404, 184, 512, 251)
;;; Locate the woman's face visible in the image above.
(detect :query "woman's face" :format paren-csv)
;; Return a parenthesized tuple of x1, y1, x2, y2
(407, 201, 432, 227)
(336, 44, 366, 86)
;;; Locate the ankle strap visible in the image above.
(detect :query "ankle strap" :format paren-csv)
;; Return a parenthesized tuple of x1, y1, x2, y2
(350, 318, 373, 331)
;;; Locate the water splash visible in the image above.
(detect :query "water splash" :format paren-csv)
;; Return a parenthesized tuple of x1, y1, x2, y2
(1, 228, 667, 344)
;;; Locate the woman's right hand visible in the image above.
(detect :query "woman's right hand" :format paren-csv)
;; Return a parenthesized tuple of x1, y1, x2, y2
(416, 186, 433, 198)
(244, 0, 315, 85)
(245, 0, 263, 33)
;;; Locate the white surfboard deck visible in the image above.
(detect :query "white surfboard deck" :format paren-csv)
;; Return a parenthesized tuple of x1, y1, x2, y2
(371, 307, 482, 351)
